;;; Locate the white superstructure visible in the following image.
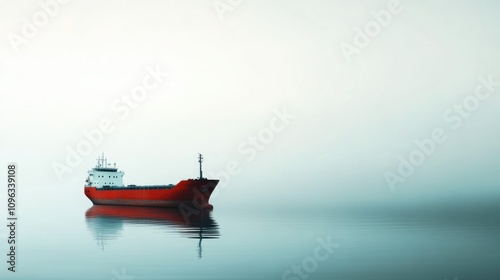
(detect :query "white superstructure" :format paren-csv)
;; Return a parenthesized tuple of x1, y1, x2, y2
(85, 154, 124, 188)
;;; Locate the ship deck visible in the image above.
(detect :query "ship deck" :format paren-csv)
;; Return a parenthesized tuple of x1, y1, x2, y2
(92, 185, 175, 191)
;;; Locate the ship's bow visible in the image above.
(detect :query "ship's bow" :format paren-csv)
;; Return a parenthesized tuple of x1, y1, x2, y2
(177, 179, 219, 209)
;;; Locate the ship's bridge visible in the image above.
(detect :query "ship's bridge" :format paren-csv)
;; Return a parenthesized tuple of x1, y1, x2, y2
(86, 155, 125, 188)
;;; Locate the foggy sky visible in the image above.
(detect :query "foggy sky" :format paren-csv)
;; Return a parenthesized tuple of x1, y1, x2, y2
(1, 0, 499, 212)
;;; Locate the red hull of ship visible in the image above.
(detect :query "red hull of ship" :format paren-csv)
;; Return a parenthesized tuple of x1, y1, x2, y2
(84, 179, 218, 208)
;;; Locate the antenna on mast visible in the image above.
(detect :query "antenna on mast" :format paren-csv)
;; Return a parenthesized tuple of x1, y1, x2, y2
(198, 153, 204, 179)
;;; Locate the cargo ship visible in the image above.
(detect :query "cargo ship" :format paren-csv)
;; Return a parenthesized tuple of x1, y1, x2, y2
(84, 154, 218, 209)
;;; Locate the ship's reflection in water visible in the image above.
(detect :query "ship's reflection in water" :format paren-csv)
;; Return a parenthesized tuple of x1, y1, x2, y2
(85, 205, 219, 258)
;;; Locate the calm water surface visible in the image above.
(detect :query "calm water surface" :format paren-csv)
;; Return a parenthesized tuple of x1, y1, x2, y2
(4, 203, 500, 279)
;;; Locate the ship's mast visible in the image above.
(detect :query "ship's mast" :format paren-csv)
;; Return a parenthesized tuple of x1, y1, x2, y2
(96, 153, 108, 168)
(97, 153, 103, 167)
(198, 153, 204, 179)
